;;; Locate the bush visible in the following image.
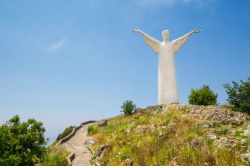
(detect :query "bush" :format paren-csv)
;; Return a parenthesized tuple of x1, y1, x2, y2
(121, 100, 136, 115)
(224, 77, 250, 114)
(87, 125, 98, 135)
(0, 115, 47, 165)
(188, 85, 217, 106)
(56, 126, 75, 142)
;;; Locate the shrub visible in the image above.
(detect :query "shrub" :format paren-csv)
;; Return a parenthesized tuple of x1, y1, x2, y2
(0, 115, 47, 165)
(224, 77, 250, 114)
(42, 145, 68, 166)
(56, 126, 75, 142)
(121, 100, 136, 115)
(188, 85, 217, 106)
(87, 125, 98, 135)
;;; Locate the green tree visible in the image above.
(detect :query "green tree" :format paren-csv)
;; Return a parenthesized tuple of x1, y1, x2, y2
(224, 77, 250, 114)
(188, 85, 217, 106)
(0, 115, 47, 166)
(121, 100, 136, 115)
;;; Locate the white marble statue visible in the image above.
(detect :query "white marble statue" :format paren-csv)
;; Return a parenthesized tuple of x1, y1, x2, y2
(133, 28, 201, 104)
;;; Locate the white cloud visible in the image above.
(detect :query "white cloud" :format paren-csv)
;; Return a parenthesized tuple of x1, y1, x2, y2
(45, 37, 67, 52)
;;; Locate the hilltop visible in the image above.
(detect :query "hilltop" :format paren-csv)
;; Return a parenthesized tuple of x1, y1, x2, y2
(86, 104, 250, 166)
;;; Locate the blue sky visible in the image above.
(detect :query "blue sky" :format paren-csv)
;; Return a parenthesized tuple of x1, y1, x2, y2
(0, 0, 250, 143)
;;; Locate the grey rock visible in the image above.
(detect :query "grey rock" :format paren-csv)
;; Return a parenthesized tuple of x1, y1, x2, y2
(148, 124, 156, 131)
(146, 105, 163, 111)
(134, 108, 143, 113)
(136, 125, 147, 133)
(125, 158, 133, 166)
(158, 133, 165, 141)
(247, 146, 250, 153)
(240, 153, 250, 164)
(231, 119, 243, 126)
(202, 124, 210, 128)
(184, 105, 246, 126)
(191, 137, 203, 148)
(208, 133, 217, 140)
(240, 139, 247, 145)
(93, 144, 111, 160)
(245, 122, 250, 128)
(229, 130, 236, 135)
(98, 120, 107, 127)
(167, 120, 177, 128)
(213, 137, 238, 148)
(243, 130, 250, 137)
(125, 128, 131, 134)
(136, 124, 156, 133)
(159, 126, 167, 130)
(85, 138, 95, 145)
(130, 121, 136, 126)
(168, 158, 178, 166)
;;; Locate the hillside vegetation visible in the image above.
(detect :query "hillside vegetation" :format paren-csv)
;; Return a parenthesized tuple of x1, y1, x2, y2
(88, 104, 250, 166)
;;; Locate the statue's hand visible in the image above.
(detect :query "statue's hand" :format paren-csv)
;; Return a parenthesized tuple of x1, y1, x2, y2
(193, 29, 202, 33)
(132, 29, 140, 33)
(132, 29, 145, 36)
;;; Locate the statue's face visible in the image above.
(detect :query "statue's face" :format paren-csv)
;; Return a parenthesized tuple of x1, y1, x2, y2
(162, 30, 170, 41)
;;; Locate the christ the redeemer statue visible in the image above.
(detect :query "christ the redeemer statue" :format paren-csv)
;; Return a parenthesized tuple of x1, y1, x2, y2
(133, 28, 201, 105)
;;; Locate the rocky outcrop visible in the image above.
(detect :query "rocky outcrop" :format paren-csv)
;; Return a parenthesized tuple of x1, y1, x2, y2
(154, 104, 248, 126)
(92, 144, 111, 160)
(89, 144, 111, 166)
(135, 124, 156, 133)
(241, 152, 250, 165)
(125, 158, 133, 166)
(85, 138, 95, 146)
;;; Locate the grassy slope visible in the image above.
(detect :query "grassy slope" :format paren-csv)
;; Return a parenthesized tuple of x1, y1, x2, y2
(42, 145, 69, 166)
(88, 105, 250, 166)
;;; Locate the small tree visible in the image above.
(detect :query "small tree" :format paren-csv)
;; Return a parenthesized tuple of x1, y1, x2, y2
(224, 77, 250, 114)
(188, 85, 217, 106)
(121, 100, 136, 115)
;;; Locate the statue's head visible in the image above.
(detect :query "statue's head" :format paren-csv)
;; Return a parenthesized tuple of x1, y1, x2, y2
(162, 29, 170, 41)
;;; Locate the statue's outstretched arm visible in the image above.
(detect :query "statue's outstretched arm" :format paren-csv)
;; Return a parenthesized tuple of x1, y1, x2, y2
(132, 29, 161, 54)
(171, 29, 201, 53)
